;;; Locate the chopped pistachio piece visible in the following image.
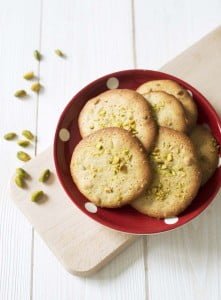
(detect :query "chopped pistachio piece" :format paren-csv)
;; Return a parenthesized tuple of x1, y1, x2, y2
(96, 143, 103, 150)
(167, 153, 173, 162)
(105, 187, 113, 193)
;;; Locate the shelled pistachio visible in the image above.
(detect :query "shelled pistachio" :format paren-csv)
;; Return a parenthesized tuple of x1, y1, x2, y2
(17, 151, 31, 162)
(4, 132, 17, 140)
(33, 50, 41, 61)
(17, 140, 30, 147)
(31, 190, 44, 202)
(23, 71, 34, 80)
(14, 90, 27, 98)
(31, 82, 41, 93)
(22, 130, 34, 140)
(39, 169, 51, 183)
(16, 167, 29, 179)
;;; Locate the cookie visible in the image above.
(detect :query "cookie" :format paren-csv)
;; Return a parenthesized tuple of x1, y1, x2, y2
(131, 127, 201, 218)
(70, 127, 152, 208)
(79, 89, 157, 152)
(136, 80, 198, 131)
(190, 125, 219, 185)
(143, 91, 187, 132)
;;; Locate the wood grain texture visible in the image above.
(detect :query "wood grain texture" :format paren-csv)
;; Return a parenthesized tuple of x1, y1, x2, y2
(134, 0, 221, 70)
(135, 1, 221, 299)
(161, 26, 221, 115)
(1, 0, 221, 299)
(32, 1, 146, 300)
(10, 21, 221, 300)
(0, 1, 41, 299)
(10, 148, 136, 276)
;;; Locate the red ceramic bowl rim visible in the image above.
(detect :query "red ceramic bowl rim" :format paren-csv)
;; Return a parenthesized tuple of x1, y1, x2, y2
(54, 69, 221, 235)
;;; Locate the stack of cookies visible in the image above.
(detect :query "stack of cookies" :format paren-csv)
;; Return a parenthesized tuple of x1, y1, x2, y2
(70, 80, 219, 218)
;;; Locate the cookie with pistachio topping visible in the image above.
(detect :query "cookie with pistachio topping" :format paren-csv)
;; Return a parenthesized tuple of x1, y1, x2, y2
(78, 89, 157, 152)
(136, 79, 198, 131)
(190, 125, 219, 185)
(131, 127, 201, 218)
(70, 127, 152, 208)
(143, 91, 187, 132)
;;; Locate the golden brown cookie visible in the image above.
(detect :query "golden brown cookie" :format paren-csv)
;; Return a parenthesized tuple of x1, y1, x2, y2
(190, 125, 219, 185)
(78, 89, 157, 152)
(143, 91, 187, 132)
(70, 127, 152, 208)
(136, 80, 198, 131)
(131, 127, 201, 218)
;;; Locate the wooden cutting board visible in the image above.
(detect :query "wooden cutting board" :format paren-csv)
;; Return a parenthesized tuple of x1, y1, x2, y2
(10, 26, 221, 276)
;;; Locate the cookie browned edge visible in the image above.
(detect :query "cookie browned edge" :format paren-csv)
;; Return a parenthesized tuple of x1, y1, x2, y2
(136, 80, 198, 131)
(70, 127, 153, 208)
(78, 89, 158, 153)
(143, 91, 188, 133)
(190, 125, 219, 186)
(131, 127, 202, 218)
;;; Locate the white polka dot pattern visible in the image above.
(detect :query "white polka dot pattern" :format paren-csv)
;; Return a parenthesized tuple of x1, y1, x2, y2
(59, 128, 70, 142)
(106, 77, 119, 89)
(164, 217, 179, 224)
(85, 202, 98, 213)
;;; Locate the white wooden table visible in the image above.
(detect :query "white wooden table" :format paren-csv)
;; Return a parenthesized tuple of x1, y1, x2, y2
(0, 1, 221, 299)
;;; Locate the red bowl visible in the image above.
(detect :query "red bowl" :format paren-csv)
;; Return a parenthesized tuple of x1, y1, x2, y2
(54, 69, 221, 234)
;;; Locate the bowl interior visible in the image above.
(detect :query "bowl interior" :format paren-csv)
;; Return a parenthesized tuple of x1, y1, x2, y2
(54, 69, 221, 234)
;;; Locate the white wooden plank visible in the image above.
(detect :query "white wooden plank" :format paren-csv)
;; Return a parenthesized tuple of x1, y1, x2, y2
(34, 234, 145, 300)
(85, 239, 145, 300)
(35, 0, 134, 150)
(0, 0, 41, 299)
(134, 0, 221, 70)
(33, 1, 145, 299)
(11, 148, 136, 277)
(134, 0, 221, 299)
(147, 198, 221, 300)
(3, 0, 220, 298)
